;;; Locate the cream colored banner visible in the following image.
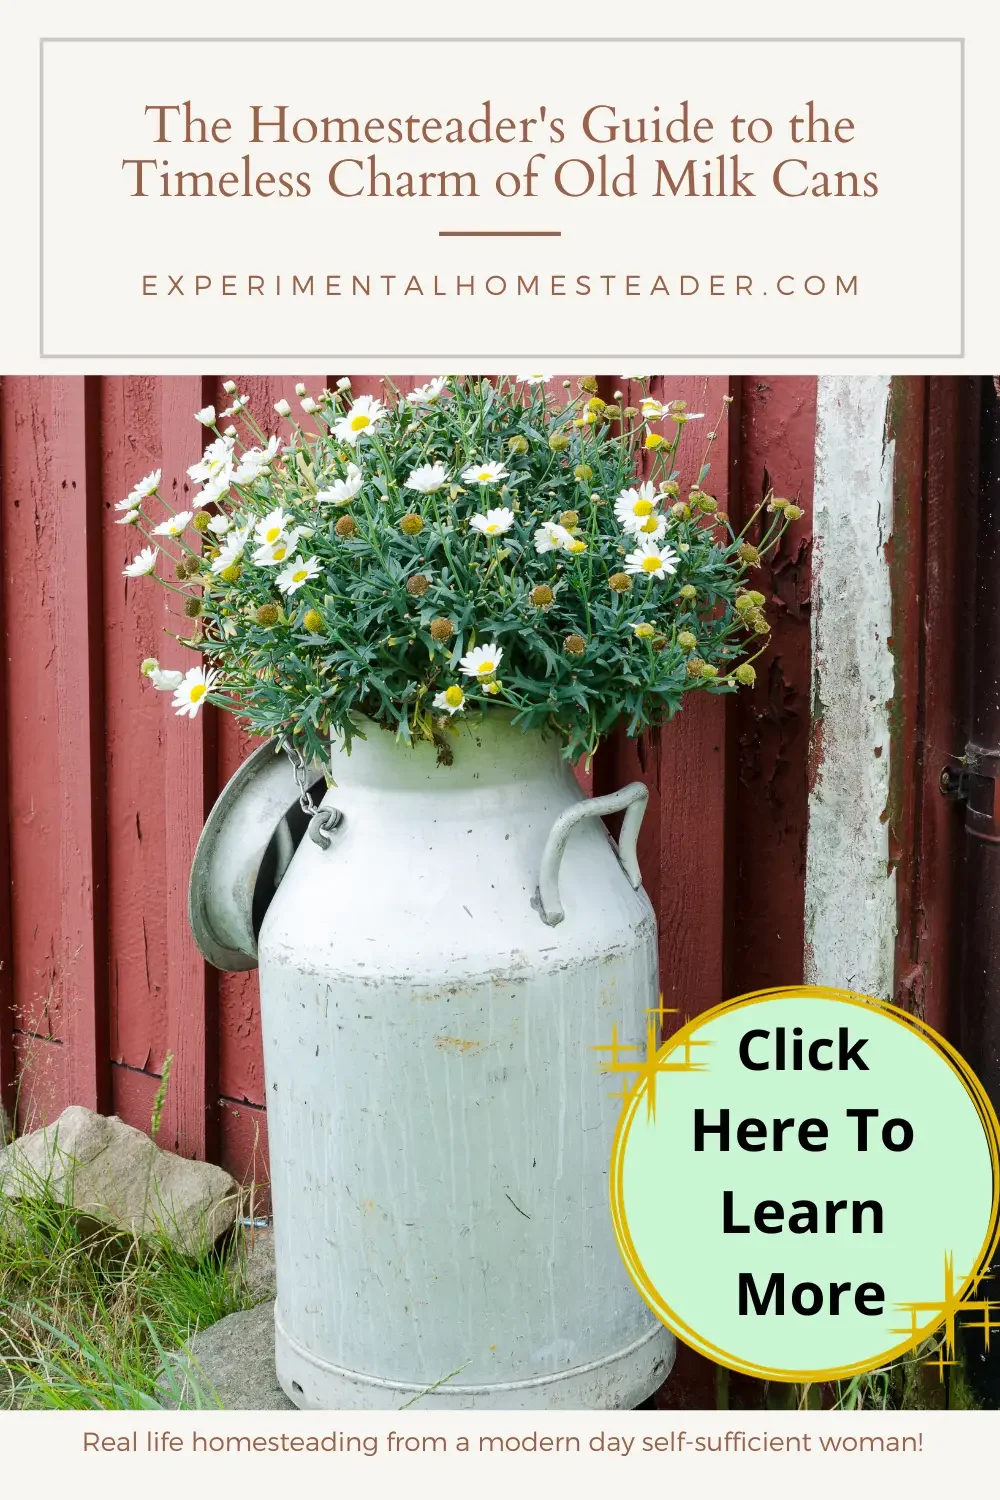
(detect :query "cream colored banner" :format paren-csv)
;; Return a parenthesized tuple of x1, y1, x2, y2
(39, 37, 961, 361)
(0, 1409, 994, 1497)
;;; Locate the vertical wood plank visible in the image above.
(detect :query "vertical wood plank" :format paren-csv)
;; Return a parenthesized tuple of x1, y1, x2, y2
(0, 378, 16, 1132)
(727, 376, 817, 995)
(159, 377, 219, 1159)
(0, 377, 110, 1121)
(595, 376, 735, 1029)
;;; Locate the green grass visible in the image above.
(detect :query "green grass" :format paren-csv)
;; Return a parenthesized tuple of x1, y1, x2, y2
(0, 1185, 261, 1410)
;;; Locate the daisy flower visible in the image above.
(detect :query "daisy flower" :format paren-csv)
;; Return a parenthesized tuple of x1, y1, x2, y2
(470, 507, 514, 537)
(221, 397, 248, 418)
(670, 404, 704, 424)
(149, 666, 184, 692)
(640, 398, 665, 421)
(115, 492, 143, 512)
(255, 507, 293, 548)
(516, 373, 552, 385)
(408, 377, 448, 404)
(233, 438, 280, 486)
(300, 397, 319, 415)
(116, 508, 140, 526)
(130, 470, 161, 500)
(194, 472, 235, 508)
(533, 521, 573, 554)
(253, 530, 301, 567)
(210, 527, 251, 573)
(194, 406, 216, 427)
(631, 512, 668, 541)
(172, 666, 219, 720)
(614, 482, 661, 531)
(316, 464, 363, 505)
(459, 643, 503, 680)
(433, 685, 466, 715)
(461, 460, 508, 486)
(123, 546, 158, 578)
(624, 540, 680, 581)
(274, 399, 292, 418)
(333, 394, 386, 445)
(276, 555, 321, 596)
(207, 513, 232, 536)
(152, 511, 194, 538)
(188, 437, 235, 486)
(405, 462, 448, 495)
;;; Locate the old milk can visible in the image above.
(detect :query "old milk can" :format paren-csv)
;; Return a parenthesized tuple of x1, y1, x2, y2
(189, 711, 674, 1408)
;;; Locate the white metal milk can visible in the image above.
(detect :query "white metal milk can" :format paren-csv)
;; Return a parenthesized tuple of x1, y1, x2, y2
(189, 711, 674, 1409)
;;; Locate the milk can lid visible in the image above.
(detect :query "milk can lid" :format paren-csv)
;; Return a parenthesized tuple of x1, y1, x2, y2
(187, 739, 325, 972)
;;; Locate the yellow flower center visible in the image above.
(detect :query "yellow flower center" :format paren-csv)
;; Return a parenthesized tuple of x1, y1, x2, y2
(633, 499, 654, 517)
(477, 660, 495, 676)
(350, 414, 371, 431)
(444, 686, 464, 707)
(567, 539, 587, 554)
(292, 569, 308, 583)
(641, 555, 661, 573)
(478, 470, 492, 482)
(485, 523, 500, 534)
(272, 545, 288, 561)
(264, 525, 281, 543)
(639, 517, 659, 534)
(189, 683, 207, 703)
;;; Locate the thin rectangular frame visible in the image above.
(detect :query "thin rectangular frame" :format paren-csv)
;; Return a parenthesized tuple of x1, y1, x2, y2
(39, 36, 965, 361)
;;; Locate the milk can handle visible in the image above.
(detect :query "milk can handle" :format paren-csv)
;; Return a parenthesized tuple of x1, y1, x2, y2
(534, 782, 649, 927)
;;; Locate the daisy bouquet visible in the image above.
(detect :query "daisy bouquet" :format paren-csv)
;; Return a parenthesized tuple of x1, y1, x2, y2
(126, 376, 798, 766)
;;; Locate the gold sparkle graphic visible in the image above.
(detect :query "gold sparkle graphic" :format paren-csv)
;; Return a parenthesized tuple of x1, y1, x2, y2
(894, 1251, 1000, 1378)
(593, 994, 711, 1119)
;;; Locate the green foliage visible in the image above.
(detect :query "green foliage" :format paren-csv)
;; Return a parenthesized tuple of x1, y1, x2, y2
(130, 377, 792, 765)
(0, 1181, 257, 1410)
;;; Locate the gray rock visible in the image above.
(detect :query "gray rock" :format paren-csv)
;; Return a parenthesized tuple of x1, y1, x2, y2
(0, 1106, 240, 1258)
(242, 1224, 276, 1302)
(160, 1300, 295, 1410)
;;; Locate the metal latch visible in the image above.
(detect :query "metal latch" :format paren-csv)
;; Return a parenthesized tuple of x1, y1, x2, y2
(940, 748, 1000, 840)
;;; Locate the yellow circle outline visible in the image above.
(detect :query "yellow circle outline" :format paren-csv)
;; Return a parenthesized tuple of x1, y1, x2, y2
(609, 984, 1000, 1383)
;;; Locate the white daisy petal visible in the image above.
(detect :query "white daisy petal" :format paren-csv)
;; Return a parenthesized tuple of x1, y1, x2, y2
(459, 643, 504, 680)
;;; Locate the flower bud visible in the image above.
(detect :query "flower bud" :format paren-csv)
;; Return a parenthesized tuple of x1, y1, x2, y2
(335, 515, 358, 539)
(256, 603, 280, 627)
(679, 584, 697, 601)
(701, 663, 719, 679)
(274, 399, 292, 418)
(563, 633, 586, 656)
(303, 609, 324, 633)
(295, 383, 307, 397)
(559, 510, 580, 529)
(671, 502, 691, 520)
(686, 656, 705, 678)
(222, 380, 237, 395)
(508, 435, 529, 455)
(698, 495, 718, 514)
(548, 432, 570, 452)
(400, 513, 424, 536)
(748, 591, 766, 606)
(579, 377, 599, 394)
(174, 561, 188, 580)
(573, 465, 593, 483)
(430, 616, 454, 642)
(406, 573, 430, 597)
(734, 663, 757, 686)
(737, 543, 761, 566)
(529, 584, 554, 609)
(784, 504, 803, 521)
(609, 572, 632, 593)
(183, 597, 202, 619)
(603, 405, 621, 419)
(220, 564, 241, 584)
(191, 512, 211, 533)
(734, 593, 755, 613)
(140, 658, 159, 677)
(336, 377, 351, 390)
(677, 630, 697, 650)
(634, 622, 655, 639)
(301, 398, 319, 414)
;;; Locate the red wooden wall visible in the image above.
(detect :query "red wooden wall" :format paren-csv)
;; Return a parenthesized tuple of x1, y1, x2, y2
(0, 374, 818, 1185)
